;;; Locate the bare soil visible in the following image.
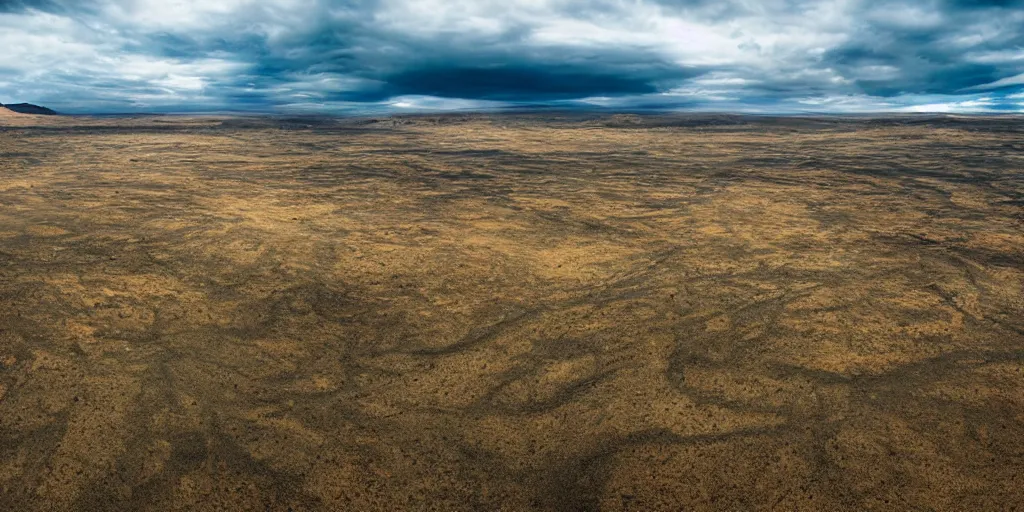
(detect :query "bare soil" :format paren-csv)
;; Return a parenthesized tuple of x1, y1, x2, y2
(0, 113, 1022, 510)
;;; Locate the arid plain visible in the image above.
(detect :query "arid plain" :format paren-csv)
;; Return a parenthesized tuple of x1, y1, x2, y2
(0, 112, 1022, 510)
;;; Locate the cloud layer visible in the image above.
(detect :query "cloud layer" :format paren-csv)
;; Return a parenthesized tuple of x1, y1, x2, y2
(1, 0, 1023, 113)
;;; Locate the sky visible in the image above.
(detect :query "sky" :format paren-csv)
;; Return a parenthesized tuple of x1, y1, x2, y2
(1, 0, 1023, 113)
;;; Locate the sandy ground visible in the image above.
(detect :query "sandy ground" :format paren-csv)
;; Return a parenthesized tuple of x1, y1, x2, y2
(0, 107, 45, 125)
(0, 112, 1022, 510)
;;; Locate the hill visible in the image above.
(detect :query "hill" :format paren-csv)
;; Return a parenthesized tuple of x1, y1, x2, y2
(0, 103, 58, 115)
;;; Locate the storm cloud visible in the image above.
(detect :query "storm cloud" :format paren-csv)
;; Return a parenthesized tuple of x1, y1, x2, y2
(1, 0, 1022, 112)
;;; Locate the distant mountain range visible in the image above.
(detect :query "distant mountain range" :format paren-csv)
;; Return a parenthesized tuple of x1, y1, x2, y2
(0, 103, 58, 115)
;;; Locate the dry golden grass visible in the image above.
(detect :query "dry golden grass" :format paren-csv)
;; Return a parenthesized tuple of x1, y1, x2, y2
(0, 113, 1022, 510)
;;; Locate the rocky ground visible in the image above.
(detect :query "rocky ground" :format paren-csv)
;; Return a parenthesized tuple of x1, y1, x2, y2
(0, 113, 1022, 510)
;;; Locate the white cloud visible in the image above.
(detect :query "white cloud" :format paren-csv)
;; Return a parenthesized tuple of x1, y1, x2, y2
(899, 97, 997, 113)
(0, 0, 1022, 112)
(967, 72, 1024, 91)
(372, 0, 855, 72)
(964, 49, 1024, 64)
(0, 8, 249, 108)
(793, 94, 897, 112)
(866, 2, 944, 29)
(101, 0, 307, 31)
(385, 95, 506, 111)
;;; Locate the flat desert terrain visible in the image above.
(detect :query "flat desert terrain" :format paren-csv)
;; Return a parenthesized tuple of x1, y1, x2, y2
(0, 113, 1022, 510)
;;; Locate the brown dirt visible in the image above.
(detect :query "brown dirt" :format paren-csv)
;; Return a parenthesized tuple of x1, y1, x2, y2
(0, 113, 1022, 510)
(0, 106, 45, 125)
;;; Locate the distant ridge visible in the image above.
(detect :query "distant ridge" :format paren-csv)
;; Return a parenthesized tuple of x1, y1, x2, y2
(0, 103, 58, 115)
